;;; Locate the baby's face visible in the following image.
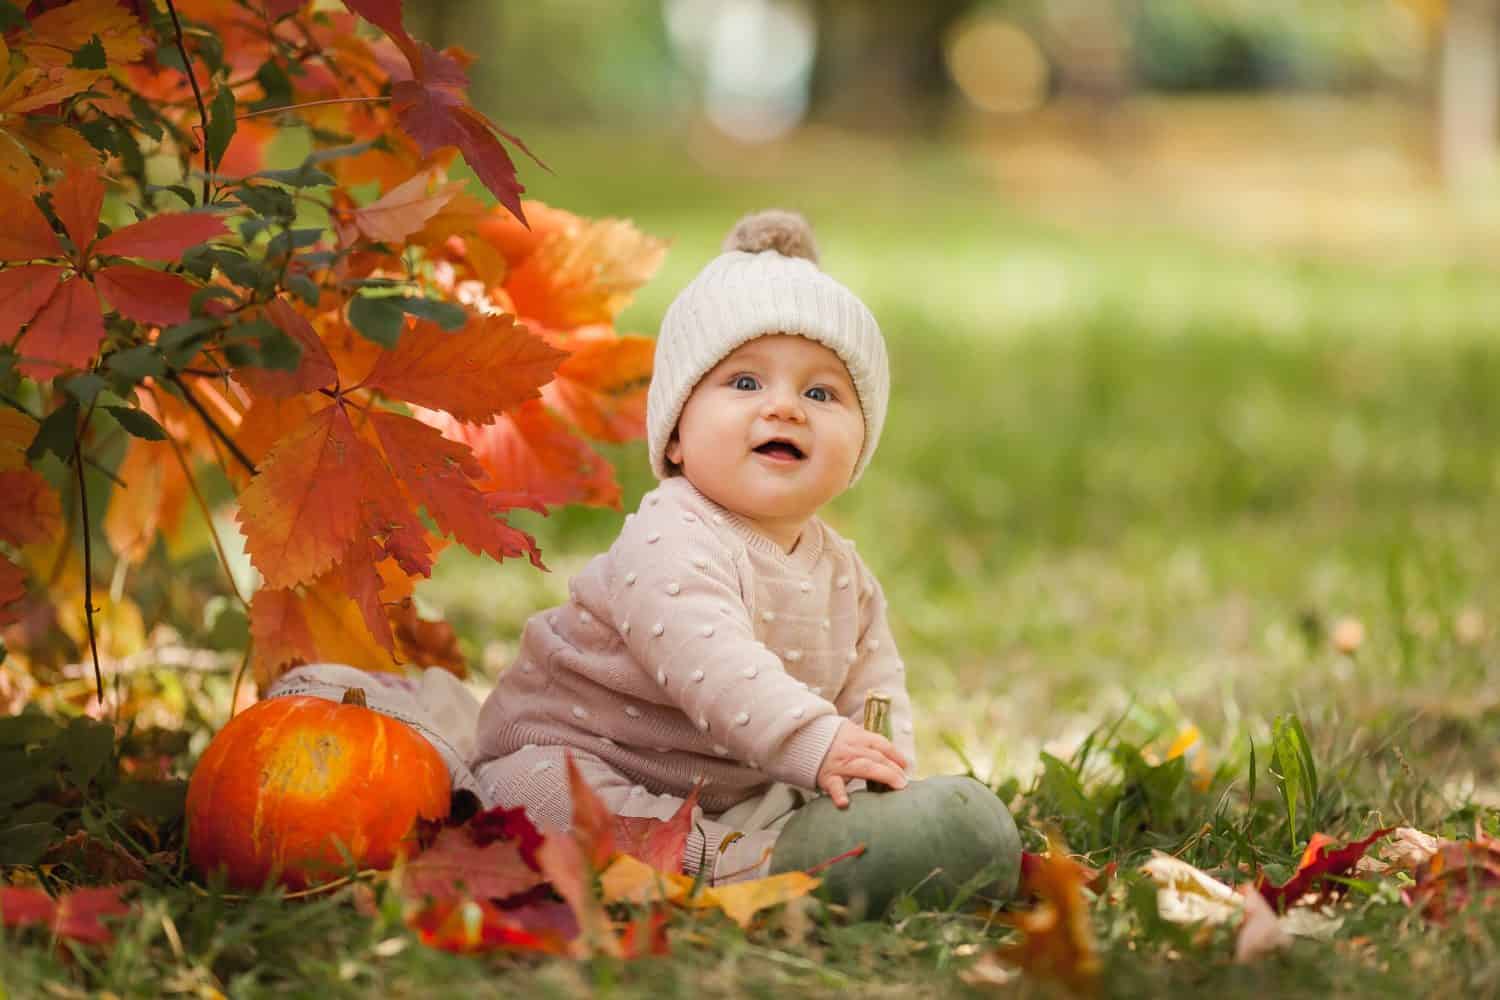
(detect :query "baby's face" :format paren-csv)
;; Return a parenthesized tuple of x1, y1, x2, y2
(666, 335, 864, 545)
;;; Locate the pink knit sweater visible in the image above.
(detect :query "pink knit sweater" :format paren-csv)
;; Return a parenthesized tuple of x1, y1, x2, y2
(473, 476, 917, 815)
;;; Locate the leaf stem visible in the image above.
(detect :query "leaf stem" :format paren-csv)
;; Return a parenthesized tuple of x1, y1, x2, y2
(167, 372, 257, 476)
(167, 433, 248, 610)
(71, 436, 104, 704)
(164, 0, 213, 205)
(235, 95, 390, 122)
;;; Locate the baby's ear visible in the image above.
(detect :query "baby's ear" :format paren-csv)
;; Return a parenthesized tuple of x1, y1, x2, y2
(665, 433, 682, 466)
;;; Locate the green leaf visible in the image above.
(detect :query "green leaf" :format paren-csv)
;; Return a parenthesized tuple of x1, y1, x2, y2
(0, 823, 56, 866)
(348, 293, 406, 348)
(253, 164, 336, 188)
(394, 296, 468, 330)
(104, 405, 168, 441)
(265, 227, 326, 259)
(106, 345, 167, 381)
(62, 373, 108, 406)
(255, 326, 303, 371)
(251, 59, 293, 112)
(1269, 715, 1306, 851)
(70, 35, 107, 70)
(235, 183, 295, 221)
(286, 272, 320, 306)
(26, 398, 79, 464)
(59, 717, 115, 789)
(129, 96, 165, 141)
(159, 317, 221, 368)
(0, 2, 25, 32)
(205, 85, 237, 173)
(109, 779, 188, 824)
(0, 712, 61, 749)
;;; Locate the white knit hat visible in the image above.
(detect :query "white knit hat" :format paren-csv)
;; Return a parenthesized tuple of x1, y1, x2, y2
(647, 210, 888, 484)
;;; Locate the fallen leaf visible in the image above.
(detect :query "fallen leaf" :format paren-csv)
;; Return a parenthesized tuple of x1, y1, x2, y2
(1378, 826, 1441, 873)
(997, 834, 1100, 993)
(699, 871, 823, 930)
(612, 778, 701, 874)
(1234, 885, 1292, 963)
(1407, 829, 1500, 922)
(0, 885, 132, 945)
(398, 826, 546, 903)
(1140, 851, 1242, 926)
(1256, 828, 1392, 911)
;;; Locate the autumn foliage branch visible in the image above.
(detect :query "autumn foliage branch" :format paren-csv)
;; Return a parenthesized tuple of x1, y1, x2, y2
(0, 0, 666, 705)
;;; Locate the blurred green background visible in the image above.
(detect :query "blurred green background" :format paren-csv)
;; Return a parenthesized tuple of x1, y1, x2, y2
(411, 0, 1500, 793)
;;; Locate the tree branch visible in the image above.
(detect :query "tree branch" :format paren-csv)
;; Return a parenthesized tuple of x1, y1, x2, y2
(71, 437, 104, 704)
(167, 372, 257, 477)
(164, 0, 213, 205)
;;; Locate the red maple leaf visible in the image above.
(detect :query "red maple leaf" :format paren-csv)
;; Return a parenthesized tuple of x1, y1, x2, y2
(1256, 827, 1393, 911)
(0, 172, 226, 378)
(341, 0, 539, 224)
(0, 885, 132, 946)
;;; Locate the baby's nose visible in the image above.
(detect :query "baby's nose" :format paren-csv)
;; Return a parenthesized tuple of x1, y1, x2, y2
(762, 393, 806, 420)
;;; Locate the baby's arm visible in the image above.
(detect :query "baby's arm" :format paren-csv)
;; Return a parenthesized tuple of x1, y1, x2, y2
(832, 561, 919, 776)
(607, 508, 843, 790)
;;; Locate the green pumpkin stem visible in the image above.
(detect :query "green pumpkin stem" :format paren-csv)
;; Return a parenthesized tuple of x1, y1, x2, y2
(863, 690, 895, 794)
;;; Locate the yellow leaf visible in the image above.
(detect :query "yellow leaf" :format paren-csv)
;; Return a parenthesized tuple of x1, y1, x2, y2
(19, 0, 149, 69)
(299, 576, 402, 675)
(599, 853, 695, 906)
(0, 408, 32, 470)
(695, 872, 822, 930)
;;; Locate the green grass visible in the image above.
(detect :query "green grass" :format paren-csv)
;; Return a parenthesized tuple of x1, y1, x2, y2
(9, 124, 1500, 996)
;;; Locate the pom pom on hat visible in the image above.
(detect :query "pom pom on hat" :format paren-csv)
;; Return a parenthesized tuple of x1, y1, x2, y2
(722, 209, 819, 264)
(647, 209, 889, 486)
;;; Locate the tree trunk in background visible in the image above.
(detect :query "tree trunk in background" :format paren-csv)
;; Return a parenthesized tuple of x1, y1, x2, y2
(806, 0, 972, 132)
(1438, 0, 1500, 191)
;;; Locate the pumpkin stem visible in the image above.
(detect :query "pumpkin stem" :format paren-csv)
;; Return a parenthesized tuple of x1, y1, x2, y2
(863, 691, 895, 793)
(341, 687, 369, 707)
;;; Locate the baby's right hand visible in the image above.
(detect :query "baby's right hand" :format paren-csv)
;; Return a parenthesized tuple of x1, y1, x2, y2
(816, 719, 909, 808)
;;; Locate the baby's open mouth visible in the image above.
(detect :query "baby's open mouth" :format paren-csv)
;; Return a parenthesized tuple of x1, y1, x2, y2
(753, 439, 805, 460)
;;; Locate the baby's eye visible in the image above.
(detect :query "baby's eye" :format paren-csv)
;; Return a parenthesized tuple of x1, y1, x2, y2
(805, 386, 832, 403)
(732, 375, 759, 391)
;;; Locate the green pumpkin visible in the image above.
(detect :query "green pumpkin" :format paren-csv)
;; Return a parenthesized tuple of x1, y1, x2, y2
(768, 775, 1022, 919)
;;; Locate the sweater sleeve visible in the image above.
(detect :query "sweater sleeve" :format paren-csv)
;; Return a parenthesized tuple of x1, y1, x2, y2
(833, 557, 918, 777)
(605, 501, 843, 791)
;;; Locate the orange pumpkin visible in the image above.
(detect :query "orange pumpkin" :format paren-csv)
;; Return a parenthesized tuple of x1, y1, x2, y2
(186, 688, 451, 890)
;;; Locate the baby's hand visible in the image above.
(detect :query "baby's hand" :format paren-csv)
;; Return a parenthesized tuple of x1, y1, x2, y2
(816, 719, 909, 808)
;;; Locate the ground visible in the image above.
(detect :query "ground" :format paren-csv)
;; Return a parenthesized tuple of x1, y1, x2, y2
(7, 104, 1500, 996)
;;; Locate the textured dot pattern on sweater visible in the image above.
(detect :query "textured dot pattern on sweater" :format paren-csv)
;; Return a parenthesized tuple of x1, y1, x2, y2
(471, 475, 919, 806)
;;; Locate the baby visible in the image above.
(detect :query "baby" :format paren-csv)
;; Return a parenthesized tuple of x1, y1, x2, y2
(472, 210, 917, 885)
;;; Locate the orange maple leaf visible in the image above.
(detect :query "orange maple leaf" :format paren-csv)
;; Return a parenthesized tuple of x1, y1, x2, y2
(357, 313, 565, 425)
(542, 333, 655, 443)
(421, 400, 622, 511)
(235, 404, 375, 589)
(496, 212, 668, 331)
(369, 410, 543, 568)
